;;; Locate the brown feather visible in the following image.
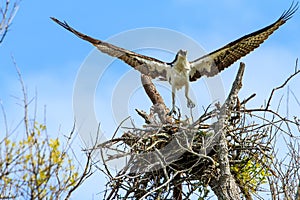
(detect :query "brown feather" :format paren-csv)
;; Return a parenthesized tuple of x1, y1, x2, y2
(189, 2, 298, 81)
(50, 17, 168, 79)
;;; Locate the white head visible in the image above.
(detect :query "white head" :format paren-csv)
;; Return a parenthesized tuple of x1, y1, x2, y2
(177, 49, 187, 58)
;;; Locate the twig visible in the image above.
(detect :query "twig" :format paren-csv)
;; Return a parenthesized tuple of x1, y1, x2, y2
(135, 109, 151, 124)
(0, 100, 8, 136)
(111, 116, 131, 140)
(0, 0, 20, 44)
(240, 93, 256, 105)
(12, 56, 30, 136)
(140, 171, 180, 199)
(65, 142, 95, 199)
(266, 59, 300, 110)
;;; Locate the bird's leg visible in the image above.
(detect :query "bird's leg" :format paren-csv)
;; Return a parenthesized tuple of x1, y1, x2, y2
(185, 83, 195, 108)
(168, 86, 176, 115)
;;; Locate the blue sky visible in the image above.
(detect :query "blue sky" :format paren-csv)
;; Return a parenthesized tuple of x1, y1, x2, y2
(1, 0, 300, 199)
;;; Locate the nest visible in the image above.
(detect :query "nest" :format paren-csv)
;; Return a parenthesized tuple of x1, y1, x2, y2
(97, 100, 272, 199)
(94, 65, 278, 199)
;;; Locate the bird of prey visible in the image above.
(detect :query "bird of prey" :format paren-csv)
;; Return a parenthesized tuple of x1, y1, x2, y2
(51, 2, 298, 115)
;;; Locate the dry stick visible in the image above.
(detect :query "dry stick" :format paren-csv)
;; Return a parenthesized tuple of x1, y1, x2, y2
(192, 103, 217, 126)
(240, 93, 256, 105)
(135, 109, 151, 124)
(140, 171, 181, 200)
(111, 116, 131, 140)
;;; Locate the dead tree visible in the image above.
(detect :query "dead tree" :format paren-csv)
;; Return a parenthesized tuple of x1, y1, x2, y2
(92, 61, 300, 200)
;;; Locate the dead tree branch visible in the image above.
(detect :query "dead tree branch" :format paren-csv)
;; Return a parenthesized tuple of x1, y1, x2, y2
(0, 0, 20, 44)
(138, 74, 173, 124)
(266, 59, 299, 110)
(209, 62, 245, 200)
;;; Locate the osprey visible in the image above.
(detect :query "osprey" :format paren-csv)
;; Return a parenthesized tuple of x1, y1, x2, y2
(51, 3, 298, 114)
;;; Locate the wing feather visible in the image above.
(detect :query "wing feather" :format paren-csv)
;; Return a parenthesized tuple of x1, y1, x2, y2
(51, 17, 169, 79)
(189, 2, 298, 81)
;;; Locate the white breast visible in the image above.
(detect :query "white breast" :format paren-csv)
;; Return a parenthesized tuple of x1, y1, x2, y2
(167, 61, 190, 90)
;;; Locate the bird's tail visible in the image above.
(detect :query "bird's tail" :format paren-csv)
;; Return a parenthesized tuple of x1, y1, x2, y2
(51, 17, 100, 45)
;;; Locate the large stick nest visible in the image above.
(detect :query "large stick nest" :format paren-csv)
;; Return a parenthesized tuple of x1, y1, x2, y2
(91, 62, 300, 200)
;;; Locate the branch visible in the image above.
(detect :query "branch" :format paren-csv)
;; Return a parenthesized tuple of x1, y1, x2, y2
(266, 59, 299, 110)
(140, 74, 172, 124)
(0, 0, 20, 44)
(141, 74, 165, 105)
(65, 145, 94, 199)
(12, 56, 30, 136)
(240, 93, 256, 105)
(135, 109, 151, 124)
(210, 62, 245, 200)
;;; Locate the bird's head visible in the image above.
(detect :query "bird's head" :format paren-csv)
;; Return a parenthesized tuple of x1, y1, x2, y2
(170, 49, 188, 66)
(177, 49, 187, 58)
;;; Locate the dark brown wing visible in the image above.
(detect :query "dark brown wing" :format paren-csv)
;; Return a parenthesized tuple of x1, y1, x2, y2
(51, 17, 169, 79)
(189, 2, 298, 81)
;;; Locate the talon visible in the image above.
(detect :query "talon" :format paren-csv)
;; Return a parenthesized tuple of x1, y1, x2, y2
(187, 99, 195, 108)
(168, 108, 176, 116)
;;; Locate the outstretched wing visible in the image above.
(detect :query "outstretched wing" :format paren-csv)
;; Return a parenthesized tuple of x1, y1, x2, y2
(189, 2, 298, 81)
(51, 17, 169, 79)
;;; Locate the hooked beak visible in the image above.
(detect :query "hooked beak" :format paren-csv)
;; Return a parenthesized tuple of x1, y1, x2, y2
(178, 49, 187, 57)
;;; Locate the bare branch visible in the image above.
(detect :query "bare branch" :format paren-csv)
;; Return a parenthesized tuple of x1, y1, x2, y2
(140, 74, 172, 124)
(210, 62, 245, 199)
(266, 59, 300, 110)
(0, 0, 21, 44)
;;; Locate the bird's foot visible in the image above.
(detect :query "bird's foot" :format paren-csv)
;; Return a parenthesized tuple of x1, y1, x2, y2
(187, 99, 195, 108)
(168, 107, 176, 116)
